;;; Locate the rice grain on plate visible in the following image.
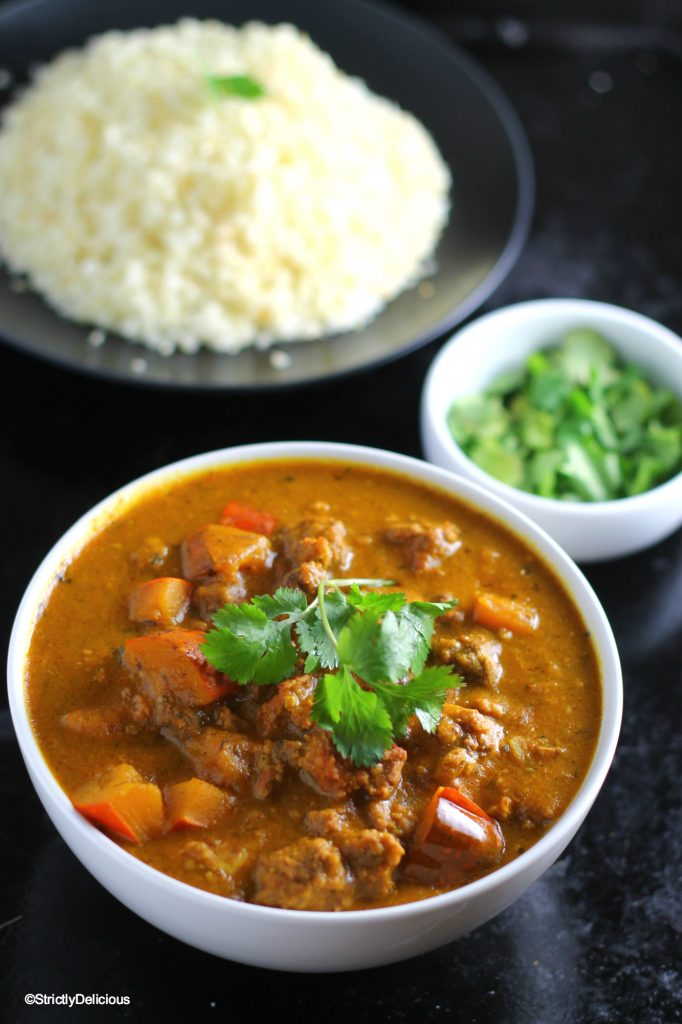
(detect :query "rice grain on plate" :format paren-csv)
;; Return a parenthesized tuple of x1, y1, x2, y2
(0, 20, 451, 354)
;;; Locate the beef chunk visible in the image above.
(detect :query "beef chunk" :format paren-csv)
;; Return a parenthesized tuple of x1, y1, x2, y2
(181, 524, 275, 582)
(364, 745, 408, 799)
(253, 838, 353, 911)
(251, 739, 302, 800)
(304, 807, 358, 839)
(296, 731, 353, 799)
(180, 838, 255, 897)
(437, 703, 505, 752)
(193, 578, 247, 620)
(211, 705, 246, 732)
(279, 516, 353, 594)
(337, 829, 404, 900)
(435, 747, 477, 786)
(121, 688, 203, 739)
(367, 783, 419, 838)
(168, 727, 257, 791)
(305, 812, 404, 899)
(384, 521, 461, 571)
(256, 675, 317, 738)
(296, 731, 406, 801)
(432, 629, 503, 688)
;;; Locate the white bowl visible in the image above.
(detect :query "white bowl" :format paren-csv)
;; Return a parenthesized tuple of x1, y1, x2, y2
(421, 299, 682, 562)
(7, 441, 622, 972)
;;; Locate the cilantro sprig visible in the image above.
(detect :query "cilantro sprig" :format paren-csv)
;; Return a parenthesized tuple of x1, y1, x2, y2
(201, 579, 462, 767)
(205, 73, 265, 99)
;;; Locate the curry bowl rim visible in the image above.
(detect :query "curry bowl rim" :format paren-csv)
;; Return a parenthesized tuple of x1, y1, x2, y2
(7, 440, 622, 924)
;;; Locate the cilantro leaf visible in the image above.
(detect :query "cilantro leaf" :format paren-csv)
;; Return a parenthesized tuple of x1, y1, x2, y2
(336, 613, 387, 683)
(202, 598, 298, 685)
(311, 667, 393, 767)
(295, 590, 352, 672)
(206, 74, 265, 98)
(337, 599, 456, 683)
(394, 600, 456, 675)
(374, 666, 462, 735)
(251, 587, 307, 619)
(346, 585, 406, 616)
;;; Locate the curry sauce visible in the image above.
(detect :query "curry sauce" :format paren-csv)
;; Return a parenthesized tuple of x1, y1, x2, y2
(26, 460, 602, 910)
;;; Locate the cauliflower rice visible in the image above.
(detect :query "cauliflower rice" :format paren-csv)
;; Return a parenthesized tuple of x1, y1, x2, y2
(0, 20, 451, 354)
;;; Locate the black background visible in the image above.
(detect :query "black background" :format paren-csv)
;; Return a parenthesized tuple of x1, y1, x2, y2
(1, 1, 681, 1021)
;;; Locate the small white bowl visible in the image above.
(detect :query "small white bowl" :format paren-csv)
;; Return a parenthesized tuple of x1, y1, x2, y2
(421, 299, 682, 562)
(8, 441, 622, 971)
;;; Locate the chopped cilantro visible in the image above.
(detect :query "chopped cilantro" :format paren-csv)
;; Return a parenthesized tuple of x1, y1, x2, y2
(447, 328, 682, 501)
(206, 73, 265, 99)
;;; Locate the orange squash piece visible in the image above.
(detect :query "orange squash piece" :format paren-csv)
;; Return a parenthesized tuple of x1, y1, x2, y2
(165, 778, 230, 832)
(472, 592, 539, 635)
(128, 577, 193, 626)
(220, 501, 277, 536)
(72, 764, 164, 844)
(181, 524, 274, 581)
(122, 630, 237, 706)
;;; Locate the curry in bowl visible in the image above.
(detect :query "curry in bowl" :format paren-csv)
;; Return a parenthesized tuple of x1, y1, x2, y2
(26, 460, 601, 911)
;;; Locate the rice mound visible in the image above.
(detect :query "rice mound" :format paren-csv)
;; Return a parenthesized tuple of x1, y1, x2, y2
(0, 20, 451, 354)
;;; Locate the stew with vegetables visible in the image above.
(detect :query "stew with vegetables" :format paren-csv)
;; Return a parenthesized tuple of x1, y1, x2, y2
(26, 460, 601, 911)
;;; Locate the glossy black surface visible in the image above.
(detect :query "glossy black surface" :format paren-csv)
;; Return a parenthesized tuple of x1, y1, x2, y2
(1, 2, 681, 1021)
(0, 0, 532, 389)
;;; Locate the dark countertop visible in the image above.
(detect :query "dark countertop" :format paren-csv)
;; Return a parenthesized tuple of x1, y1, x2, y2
(1, 3, 681, 1021)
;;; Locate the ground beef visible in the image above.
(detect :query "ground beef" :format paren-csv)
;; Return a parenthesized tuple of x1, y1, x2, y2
(193, 578, 247, 620)
(437, 704, 505, 753)
(278, 515, 353, 593)
(304, 807, 360, 838)
(432, 629, 503, 688)
(296, 730, 406, 800)
(180, 838, 256, 898)
(304, 812, 404, 899)
(337, 829, 404, 899)
(256, 675, 317, 738)
(383, 520, 461, 571)
(367, 784, 420, 838)
(253, 837, 353, 911)
(251, 739, 302, 800)
(435, 747, 478, 786)
(168, 727, 257, 790)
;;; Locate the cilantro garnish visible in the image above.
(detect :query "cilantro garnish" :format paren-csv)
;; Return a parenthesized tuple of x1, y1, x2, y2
(206, 74, 265, 99)
(448, 327, 682, 500)
(201, 579, 462, 767)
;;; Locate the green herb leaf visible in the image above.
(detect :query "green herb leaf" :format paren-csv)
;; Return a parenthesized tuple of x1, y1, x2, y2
(251, 587, 308, 619)
(202, 593, 301, 684)
(206, 74, 265, 99)
(395, 601, 456, 675)
(345, 585, 406, 616)
(373, 665, 460, 736)
(296, 590, 352, 672)
(311, 667, 394, 767)
(447, 326, 682, 501)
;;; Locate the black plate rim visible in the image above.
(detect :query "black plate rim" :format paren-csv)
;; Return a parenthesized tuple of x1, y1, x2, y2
(0, 0, 535, 393)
